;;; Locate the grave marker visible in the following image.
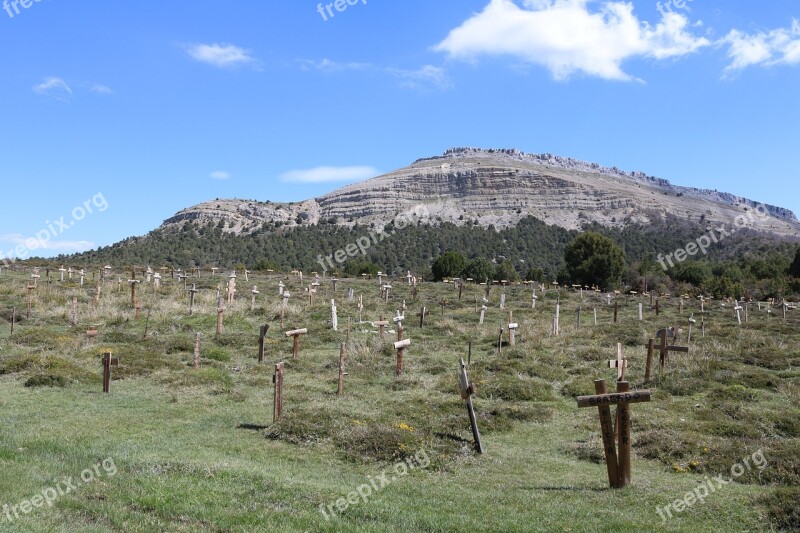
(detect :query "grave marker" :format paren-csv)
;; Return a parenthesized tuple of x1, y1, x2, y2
(458, 357, 483, 454)
(285, 328, 308, 358)
(337, 342, 347, 396)
(258, 324, 269, 363)
(273, 362, 284, 422)
(193, 333, 201, 368)
(576, 381, 651, 488)
(102, 352, 119, 393)
(394, 336, 411, 376)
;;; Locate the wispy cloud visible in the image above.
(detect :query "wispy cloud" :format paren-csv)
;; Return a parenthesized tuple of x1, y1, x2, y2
(90, 84, 113, 95)
(433, 0, 710, 82)
(0, 234, 95, 255)
(387, 65, 453, 90)
(721, 19, 800, 77)
(186, 43, 255, 68)
(32, 77, 73, 100)
(279, 166, 378, 184)
(210, 171, 231, 180)
(300, 59, 451, 91)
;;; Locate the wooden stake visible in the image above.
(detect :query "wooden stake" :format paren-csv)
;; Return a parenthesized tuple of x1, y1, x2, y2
(273, 362, 284, 422)
(193, 333, 201, 368)
(258, 324, 269, 363)
(459, 357, 483, 454)
(616, 381, 632, 487)
(594, 379, 620, 488)
(337, 342, 347, 396)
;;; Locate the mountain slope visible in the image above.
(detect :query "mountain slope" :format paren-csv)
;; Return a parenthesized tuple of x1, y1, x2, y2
(162, 147, 800, 238)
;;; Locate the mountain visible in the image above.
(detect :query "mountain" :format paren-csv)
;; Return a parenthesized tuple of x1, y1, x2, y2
(162, 147, 800, 238)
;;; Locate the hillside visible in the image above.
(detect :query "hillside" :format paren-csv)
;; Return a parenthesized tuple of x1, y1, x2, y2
(161, 148, 800, 238)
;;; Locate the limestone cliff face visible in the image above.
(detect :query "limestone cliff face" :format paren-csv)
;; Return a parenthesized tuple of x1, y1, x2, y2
(161, 148, 800, 238)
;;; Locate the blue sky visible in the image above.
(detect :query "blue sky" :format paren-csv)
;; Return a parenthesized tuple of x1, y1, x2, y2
(0, 0, 798, 259)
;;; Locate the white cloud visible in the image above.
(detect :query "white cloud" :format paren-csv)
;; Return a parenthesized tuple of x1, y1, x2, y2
(279, 166, 378, 184)
(387, 65, 453, 90)
(90, 84, 113, 95)
(186, 43, 254, 68)
(300, 59, 451, 90)
(210, 171, 231, 180)
(32, 77, 73, 100)
(0, 234, 95, 256)
(433, 0, 710, 81)
(721, 19, 800, 76)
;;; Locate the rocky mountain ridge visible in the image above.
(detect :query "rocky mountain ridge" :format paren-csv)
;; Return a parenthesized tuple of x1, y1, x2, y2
(162, 148, 800, 238)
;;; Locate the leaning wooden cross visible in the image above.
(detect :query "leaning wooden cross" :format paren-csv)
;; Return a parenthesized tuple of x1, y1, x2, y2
(576, 381, 651, 488)
(458, 358, 484, 454)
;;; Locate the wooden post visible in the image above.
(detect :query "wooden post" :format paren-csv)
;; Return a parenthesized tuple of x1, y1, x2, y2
(576, 306, 582, 329)
(459, 358, 483, 454)
(593, 379, 620, 488)
(102, 352, 119, 393)
(71, 297, 78, 327)
(441, 298, 446, 317)
(395, 328, 408, 375)
(377, 316, 387, 342)
(613, 302, 618, 323)
(189, 284, 198, 316)
(258, 324, 269, 363)
(216, 304, 225, 336)
(644, 339, 654, 383)
(143, 309, 151, 339)
(26, 284, 35, 319)
(655, 300, 660, 316)
(285, 328, 308, 358)
(337, 342, 347, 396)
(418, 306, 427, 328)
(638, 303, 643, 321)
(616, 381, 632, 487)
(273, 362, 284, 422)
(193, 333, 201, 368)
(331, 299, 338, 332)
(479, 305, 487, 325)
(508, 322, 518, 346)
(10, 307, 15, 336)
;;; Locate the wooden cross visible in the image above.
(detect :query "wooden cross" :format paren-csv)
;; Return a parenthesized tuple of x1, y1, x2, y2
(394, 337, 411, 376)
(251, 286, 260, 311)
(655, 328, 689, 369)
(508, 321, 519, 346)
(374, 316, 389, 342)
(459, 357, 483, 454)
(608, 343, 627, 381)
(285, 328, 308, 358)
(576, 380, 651, 488)
(102, 352, 120, 393)
(189, 284, 198, 316)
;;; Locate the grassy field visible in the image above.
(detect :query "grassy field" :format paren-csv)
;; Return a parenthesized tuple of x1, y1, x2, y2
(0, 269, 797, 532)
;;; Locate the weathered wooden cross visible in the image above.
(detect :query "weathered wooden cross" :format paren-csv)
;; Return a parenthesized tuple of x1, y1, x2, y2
(655, 327, 688, 370)
(285, 328, 308, 358)
(576, 380, 652, 488)
(394, 335, 411, 376)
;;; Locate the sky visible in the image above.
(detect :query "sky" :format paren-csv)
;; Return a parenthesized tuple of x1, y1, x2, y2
(0, 0, 798, 259)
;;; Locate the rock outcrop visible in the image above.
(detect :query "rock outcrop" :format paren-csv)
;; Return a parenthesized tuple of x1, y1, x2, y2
(162, 148, 800, 238)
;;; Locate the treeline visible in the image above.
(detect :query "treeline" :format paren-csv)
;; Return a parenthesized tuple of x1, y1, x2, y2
(44, 214, 800, 299)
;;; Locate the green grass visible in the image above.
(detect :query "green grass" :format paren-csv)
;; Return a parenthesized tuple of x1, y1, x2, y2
(0, 270, 797, 532)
